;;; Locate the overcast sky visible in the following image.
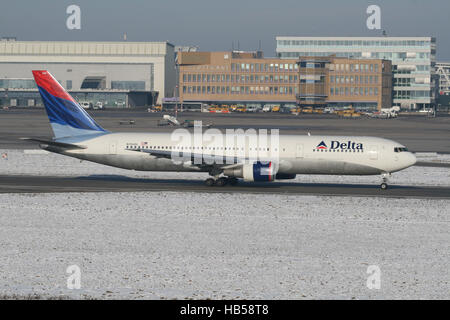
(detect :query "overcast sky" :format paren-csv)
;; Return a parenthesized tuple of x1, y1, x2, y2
(1, 0, 449, 59)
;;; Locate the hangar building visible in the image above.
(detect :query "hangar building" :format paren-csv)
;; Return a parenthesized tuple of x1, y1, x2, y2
(0, 39, 176, 107)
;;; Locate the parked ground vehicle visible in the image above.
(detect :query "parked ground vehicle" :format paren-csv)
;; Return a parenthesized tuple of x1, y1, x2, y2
(80, 102, 92, 110)
(115, 100, 126, 108)
(290, 107, 302, 114)
(262, 105, 272, 112)
(93, 102, 104, 110)
(271, 105, 280, 112)
(246, 105, 259, 112)
(302, 107, 313, 114)
(313, 108, 324, 114)
(337, 108, 362, 118)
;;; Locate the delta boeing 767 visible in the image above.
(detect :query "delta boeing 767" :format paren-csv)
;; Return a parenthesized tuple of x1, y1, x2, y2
(26, 70, 416, 189)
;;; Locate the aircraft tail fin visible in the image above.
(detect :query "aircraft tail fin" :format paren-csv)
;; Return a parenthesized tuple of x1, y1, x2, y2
(32, 70, 107, 139)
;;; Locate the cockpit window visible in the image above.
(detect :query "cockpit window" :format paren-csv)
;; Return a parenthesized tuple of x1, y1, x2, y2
(394, 147, 408, 153)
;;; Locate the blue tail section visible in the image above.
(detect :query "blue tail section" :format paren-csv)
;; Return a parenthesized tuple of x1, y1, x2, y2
(33, 70, 107, 139)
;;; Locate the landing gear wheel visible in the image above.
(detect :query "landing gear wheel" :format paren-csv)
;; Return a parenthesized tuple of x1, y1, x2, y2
(380, 182, 388, 190)
(227, 177, 239, 186)
(216, 177, 228, 187)
(205, 178, 216, 187)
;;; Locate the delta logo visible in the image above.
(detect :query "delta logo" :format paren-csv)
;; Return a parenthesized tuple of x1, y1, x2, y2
(316, 140, 364, 150)
(316, 141, 328, 150)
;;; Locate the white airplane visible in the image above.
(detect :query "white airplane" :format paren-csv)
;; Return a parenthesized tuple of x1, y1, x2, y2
(26, 70, 416, 190)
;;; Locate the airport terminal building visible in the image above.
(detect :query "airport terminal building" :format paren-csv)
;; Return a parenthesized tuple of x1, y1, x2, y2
(0, 39, 176, 107)
(276, 36, 437, 110)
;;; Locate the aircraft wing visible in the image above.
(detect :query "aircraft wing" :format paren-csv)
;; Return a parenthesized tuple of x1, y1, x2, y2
(21, 138, 87, 150)
(129, 148, 247, 168)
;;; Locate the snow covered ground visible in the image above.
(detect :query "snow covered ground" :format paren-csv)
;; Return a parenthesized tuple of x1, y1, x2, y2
(0, 192, 449, 299)
(0, 150, 449, 299)
(0, 149, 450, 187)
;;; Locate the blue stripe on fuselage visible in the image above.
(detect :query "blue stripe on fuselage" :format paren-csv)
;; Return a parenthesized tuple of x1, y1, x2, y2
(38, 86, 106, 132)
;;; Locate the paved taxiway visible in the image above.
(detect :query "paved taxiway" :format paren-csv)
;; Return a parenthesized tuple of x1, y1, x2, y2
(1, 175, 450, 199)
(1, 109, 450, 153)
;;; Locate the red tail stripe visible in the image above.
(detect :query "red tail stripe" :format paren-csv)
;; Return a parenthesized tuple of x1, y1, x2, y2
(32, 70, 77, 103)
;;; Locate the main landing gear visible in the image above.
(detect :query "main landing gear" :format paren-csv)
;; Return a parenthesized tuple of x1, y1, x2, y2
(204, 176, 239, 187)
(380, 173, 391, 190)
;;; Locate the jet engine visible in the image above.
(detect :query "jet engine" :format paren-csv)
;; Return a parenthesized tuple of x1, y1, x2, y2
(223, 161, 276, 182)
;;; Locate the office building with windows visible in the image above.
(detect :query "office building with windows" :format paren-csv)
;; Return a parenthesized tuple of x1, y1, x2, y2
(0, 39, 176, 107)
(178, 51, 299, 109)
(276, 36, 436, 110)
(297, 56, 392, 110)
(178, 51, 391, 111)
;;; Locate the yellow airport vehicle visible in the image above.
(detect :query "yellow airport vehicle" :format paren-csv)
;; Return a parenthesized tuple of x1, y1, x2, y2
(313, 108, 324, 114)
(338, 109, 362, 118)
(271, 105, 280, 112)
(336, 108, 354, 117)
(302, 107, 313, 114)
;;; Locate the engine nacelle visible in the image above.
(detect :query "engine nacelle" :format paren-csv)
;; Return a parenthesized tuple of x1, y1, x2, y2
(223, 162, 278, 182)
(243, 161, 276, 182)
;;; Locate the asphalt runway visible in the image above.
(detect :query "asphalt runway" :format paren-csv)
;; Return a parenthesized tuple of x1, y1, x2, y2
(1, 174, 449, 199)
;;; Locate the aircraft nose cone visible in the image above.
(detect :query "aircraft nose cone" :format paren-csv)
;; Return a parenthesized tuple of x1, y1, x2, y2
(407, 153, 417, 167)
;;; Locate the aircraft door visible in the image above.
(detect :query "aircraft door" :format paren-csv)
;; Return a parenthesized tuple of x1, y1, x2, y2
(296, 144, 304, 158)
(368, 145, 378, 160)
(109, 141, 117, 155)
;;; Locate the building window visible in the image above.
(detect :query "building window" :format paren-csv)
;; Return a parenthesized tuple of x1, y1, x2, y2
(66, 80, 72, 90)
(111, 81, 145, 90)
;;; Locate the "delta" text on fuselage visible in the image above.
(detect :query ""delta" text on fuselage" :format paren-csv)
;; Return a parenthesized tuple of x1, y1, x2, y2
(330, 141, 364, 150)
